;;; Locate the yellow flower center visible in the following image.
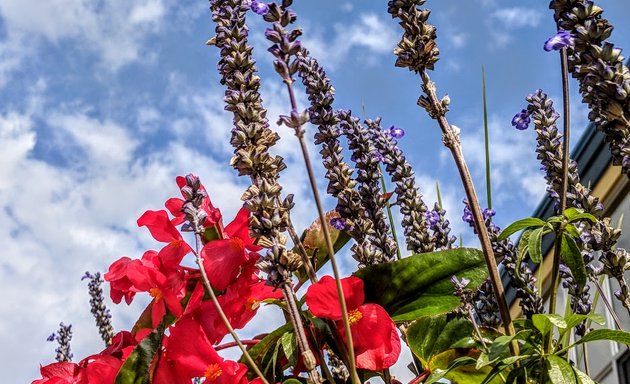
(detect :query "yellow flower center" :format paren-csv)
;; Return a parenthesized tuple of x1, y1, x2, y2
(149, 287, 163, 302)
(348, 309, 363, 326)
(246, 297, 258, 311)
(204, 363, 223, 381)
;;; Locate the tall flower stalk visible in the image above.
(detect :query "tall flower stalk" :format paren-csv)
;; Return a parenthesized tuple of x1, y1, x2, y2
(388, 0, 516, 342)
(549, 0, 630, 176)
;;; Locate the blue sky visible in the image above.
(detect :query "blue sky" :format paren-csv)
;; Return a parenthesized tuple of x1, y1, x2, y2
(1, 0, 630, 382)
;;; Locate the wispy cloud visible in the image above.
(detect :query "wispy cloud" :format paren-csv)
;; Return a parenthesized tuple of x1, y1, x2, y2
(301, 13, 397, 69)
(492, 7, 543, 29)
(0, 0, 169, 73)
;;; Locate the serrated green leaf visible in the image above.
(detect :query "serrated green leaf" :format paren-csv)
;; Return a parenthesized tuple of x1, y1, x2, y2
(560, 234, 587, 288)
(406, 315, 474, 365)
(547, 355, 577, 384)
(528, 226, 545, 264)
(498, 218, 546, 240)
(294, 211, 351, 282)
(115, 324, 163, 384)
(355, 248, 487, 321)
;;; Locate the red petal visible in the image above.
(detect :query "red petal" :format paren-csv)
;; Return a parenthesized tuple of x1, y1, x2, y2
(201, 239, 248, 291)
(157, 239, 191, 268)
(167, 319, 222, 378)
(137, 210, 182, 243)
(165, 198, 185, 225)
(38, 362, 78, 379)
(305, 276, 364, 320)
(348, 304, 401, 370)
(225, 208, 261, 251)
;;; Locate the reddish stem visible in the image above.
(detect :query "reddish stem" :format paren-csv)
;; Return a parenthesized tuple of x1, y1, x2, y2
(215, 339, 260, 351)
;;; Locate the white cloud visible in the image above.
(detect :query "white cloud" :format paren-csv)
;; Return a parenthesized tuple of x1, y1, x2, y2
(461, 114, 546, 207)
(301, 13, 398, 69)
(492, 7, 543, 29)
(0, 0, 170, 74)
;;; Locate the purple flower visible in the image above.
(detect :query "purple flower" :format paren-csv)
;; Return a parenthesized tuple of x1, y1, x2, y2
(544, 30, 574, 52)
(425, 210, 440, 227)
(330, 217, 346, 231)
(482, 208, 496, 221)
(388, 125, 405, 139)
(46, 333, 56, 342)
(372, 151, 384, 162)
(250, 0, 269, 15)
(462, 206, 473, 225)
(512, 109, 531, 130)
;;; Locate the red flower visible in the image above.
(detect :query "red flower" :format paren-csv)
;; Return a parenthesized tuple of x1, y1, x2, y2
(305, 275, 401, 371)
(137, 210, 192, 268)
(193, 258, 282, 344)
(166, 319, 249, 383)
(105, 251, 185, 327)
(32, 362, 78, 384)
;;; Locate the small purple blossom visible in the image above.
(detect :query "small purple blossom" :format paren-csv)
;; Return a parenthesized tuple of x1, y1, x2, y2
(372, 151, 384, 162)
(46, 333, 56, 342)
(388, 125, 405, 139)
(330, 217, 346, 231)
(250, 0, 269, 15)
(425, 210, 440, 227)
(544, 30, 575, 52)
(512, 109, 531, 130)
(462, 205, 473, 225)
(482, 208, 496, 221)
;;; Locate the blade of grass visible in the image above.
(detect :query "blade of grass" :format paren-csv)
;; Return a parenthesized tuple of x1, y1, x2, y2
(482, 65, 492, 211)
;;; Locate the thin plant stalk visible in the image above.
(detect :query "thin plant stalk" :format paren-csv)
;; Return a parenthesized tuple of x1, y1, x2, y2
(193, 233, 270, 384)
(379, 165, 402, 260)
(420, 71, 517, 346)
(285, 213, 318, 284)
(593, 277, 625, 330)
(283, 76, 361, 384)
(548, 48, 572, 319)
(482, 66, 492, 211)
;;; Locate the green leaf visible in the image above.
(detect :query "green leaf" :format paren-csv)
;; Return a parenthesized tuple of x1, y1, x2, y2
(547, 355, 577, 384)
(528, 226, 545, 264)
(281, 332, 296, 366)
(532, 314, 567, 337)
(427, 351, 502, 384)
(424, 356, 477, 384)
(497, 218, 546, 240)
(283, 380, 303, 384)
(564, 224, 581, 239)
(294, 210, 351, 282)
(576, 329, 630, 346)
(561, 313, 606, 338)
(115, 324, 164, 384)
(241, 323, 293, 372)
(406, 315, 474, 365)
(564, 208, 597, 224)
(355, 248, 488, 321)
(560, 234, 587, 288)
(574, 368, 596, 384)
(517, 229, 531, 267)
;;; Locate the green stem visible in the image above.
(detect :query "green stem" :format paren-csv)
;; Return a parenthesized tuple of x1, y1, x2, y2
(379, 164, 402, 260)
